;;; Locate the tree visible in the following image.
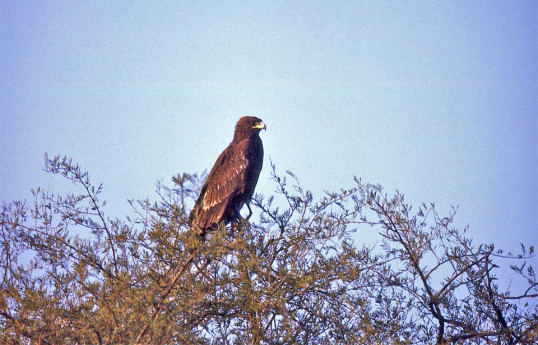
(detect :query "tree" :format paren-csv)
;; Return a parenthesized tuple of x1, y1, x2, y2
(1, 155, 536, 344)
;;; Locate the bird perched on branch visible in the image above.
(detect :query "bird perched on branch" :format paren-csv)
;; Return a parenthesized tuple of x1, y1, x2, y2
(189, 116, 266, 240)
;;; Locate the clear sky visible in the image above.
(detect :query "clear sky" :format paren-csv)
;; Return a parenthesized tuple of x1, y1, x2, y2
(1, 2, 536, 276)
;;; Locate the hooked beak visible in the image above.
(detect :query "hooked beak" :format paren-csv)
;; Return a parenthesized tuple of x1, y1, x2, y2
(254, 121, 266, 130)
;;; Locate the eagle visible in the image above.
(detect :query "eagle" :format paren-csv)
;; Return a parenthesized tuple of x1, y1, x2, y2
(189, 116, 266, 240)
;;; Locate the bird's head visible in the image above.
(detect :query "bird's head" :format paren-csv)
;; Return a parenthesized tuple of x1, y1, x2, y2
(234, 116, 266, 140)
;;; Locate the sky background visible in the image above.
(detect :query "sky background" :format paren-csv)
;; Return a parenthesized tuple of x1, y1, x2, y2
(1, 1, 537, 290)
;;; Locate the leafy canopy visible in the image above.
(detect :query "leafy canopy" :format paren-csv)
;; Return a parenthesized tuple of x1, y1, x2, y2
(1, 155, 536, 344)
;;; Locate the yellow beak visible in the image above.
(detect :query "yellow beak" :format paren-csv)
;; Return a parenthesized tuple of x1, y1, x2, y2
(254, 122, 266, 130)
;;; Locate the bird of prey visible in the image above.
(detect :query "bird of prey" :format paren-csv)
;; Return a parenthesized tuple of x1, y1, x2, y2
(189, 116, 265, 240)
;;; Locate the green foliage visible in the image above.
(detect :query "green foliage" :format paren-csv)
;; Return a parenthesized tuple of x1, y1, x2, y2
(1, 156, 536, 344)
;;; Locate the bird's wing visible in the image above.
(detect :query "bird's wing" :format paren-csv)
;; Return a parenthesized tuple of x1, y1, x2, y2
(196, 139, 251, 228)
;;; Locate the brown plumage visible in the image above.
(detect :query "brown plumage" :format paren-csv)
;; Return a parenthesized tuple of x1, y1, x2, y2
(189, 116, 265, 239)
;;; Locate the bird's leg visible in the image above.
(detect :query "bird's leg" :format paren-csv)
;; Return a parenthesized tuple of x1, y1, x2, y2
(231, 205, 253, 233)
(246, 203, 253, 220)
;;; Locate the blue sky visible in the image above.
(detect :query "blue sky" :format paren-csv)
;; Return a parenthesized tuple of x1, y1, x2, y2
(1, 2, 536, 279)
